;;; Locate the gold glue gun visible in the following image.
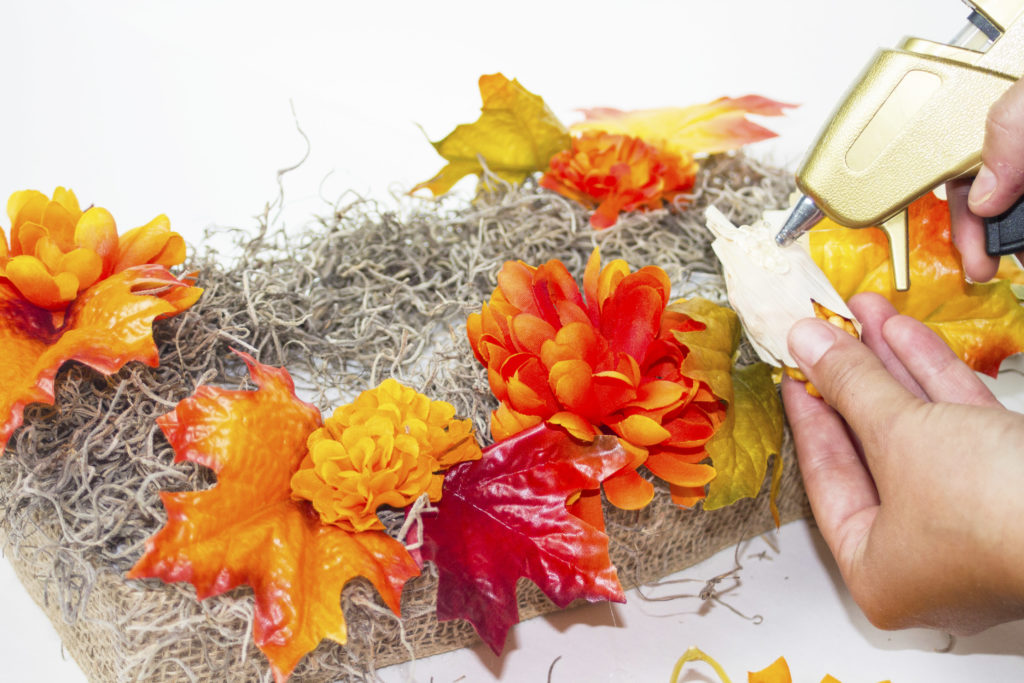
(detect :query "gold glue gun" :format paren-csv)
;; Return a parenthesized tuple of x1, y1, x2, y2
(775, 0, 1024, 290)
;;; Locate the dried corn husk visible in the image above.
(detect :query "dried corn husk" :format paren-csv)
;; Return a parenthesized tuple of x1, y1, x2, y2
(704, 205, 861, 369)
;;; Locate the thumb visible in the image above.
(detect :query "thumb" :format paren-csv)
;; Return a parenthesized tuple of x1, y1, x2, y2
(788, 318, 918, 451)
(969, 78, 1024, 216)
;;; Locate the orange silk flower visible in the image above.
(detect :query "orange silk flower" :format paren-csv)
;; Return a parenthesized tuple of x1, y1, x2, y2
(467, 249, 725, 515)
(539, 131, 698, 229)
(0, 187, 200, 450)
(4, 188, 186, 310)
(290, 378, 482, 533)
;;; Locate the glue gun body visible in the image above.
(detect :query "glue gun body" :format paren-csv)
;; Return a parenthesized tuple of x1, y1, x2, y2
(776, 0, 1024, 290)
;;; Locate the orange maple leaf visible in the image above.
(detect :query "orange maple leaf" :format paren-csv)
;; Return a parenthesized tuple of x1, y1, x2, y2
(571, 95, 796, 157)
(809, 192, 1024, 376)
(128, 354, 420, 683)
(0, 265, 200, 449)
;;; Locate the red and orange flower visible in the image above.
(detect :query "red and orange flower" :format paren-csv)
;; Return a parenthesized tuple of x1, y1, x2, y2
(0, 187, 201, 449)
(539, 131, 698, 229)
(467, 248, 725, 520)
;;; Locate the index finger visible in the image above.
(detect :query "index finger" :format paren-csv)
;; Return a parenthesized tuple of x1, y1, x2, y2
(787, 318, 920, 463)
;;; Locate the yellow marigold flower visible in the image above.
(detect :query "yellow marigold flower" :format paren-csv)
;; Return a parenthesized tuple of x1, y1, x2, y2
(290, 378, 482, 533)
(2, 187, 186, 310)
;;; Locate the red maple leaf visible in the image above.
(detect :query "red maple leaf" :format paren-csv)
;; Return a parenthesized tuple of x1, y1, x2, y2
(414, 424, 630, 653)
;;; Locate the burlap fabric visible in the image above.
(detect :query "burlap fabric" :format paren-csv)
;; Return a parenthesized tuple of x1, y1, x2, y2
(1, 443, 808, 682)
(0, 155, 809, 681)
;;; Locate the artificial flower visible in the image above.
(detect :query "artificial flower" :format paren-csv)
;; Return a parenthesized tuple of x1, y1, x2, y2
(290, 378, 482, 532)
(0, 187, 200, 450)
(4, 188, 185, 310)
(540, 131, 697, 229)
(467, 248, 726, 515)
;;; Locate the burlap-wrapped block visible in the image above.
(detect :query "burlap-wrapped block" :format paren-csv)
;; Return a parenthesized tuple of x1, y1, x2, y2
(0, 154, 802, 681)
(1, 446, 809, 681)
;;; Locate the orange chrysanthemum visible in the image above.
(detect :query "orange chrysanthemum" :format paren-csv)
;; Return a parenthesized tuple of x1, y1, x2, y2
(0, 187, 200, 450)
(291, 378, 482, 533)
(539, 131, 697, 229)
(467, 248, 725, 516)
(4, 188, 186, 310)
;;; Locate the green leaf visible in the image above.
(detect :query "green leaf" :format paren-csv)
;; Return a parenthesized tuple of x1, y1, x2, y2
(703, 362, 783, 511)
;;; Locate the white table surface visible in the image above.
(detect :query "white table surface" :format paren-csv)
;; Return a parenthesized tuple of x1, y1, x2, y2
(4, 1, 1024, 680)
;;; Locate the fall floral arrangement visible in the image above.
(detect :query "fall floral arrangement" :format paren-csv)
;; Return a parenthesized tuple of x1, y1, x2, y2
(1, 74, 1022, 683)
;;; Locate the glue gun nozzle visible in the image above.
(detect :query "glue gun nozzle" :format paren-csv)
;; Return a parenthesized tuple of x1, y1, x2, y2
(775, 195, 826, 246)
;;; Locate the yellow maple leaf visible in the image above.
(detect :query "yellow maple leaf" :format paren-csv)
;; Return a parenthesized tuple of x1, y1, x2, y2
(809, 192, 1024, 377)
(412, 73, 570, 196)
(571, 95, 795, 158)
(669, 299, 784, 514)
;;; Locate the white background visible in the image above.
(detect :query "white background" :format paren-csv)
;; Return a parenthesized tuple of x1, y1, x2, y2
(4, 1, 1024, 681)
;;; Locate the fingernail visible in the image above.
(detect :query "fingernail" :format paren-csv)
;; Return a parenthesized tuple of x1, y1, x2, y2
(789, 319, 838, 367)
(969, 165, 997, 207)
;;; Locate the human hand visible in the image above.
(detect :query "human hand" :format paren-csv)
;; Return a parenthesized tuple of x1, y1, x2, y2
(781, 292, 1024, 635)
(946, 77, 1024, 282)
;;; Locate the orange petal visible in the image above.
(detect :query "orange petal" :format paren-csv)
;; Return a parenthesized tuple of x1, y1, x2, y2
(664, 409, 717, 448)
(553, 298, 591, 326)
(59, 248, 104, 291)
(547, 411, 599, 441)
(14, 222, 47, 258)
(669, 484, 707, 508)
(4, 255, 77, 310)
(0, 265, 201, 449)
(611, 414, 671, 446)
(6, 190, 49, 229)
(50, 187, 82, 218)
(496, 260, 537, 314)
(589, 372, 637, 415)
(507, 356, 559, 415)
(617, 437, 649, 468)
(602, 466, 654, 510)
(511, 313, 556, 354)
(41, 199, 78, 251)
(645, 452, 716, 487)
(600, 282, 664, 358)
(596, 258, 630, 310)
(114, 215, 186, 271)
(534, 260, 586, 312)
(566, 488, 605, 532)
(75, 206, 119, 274)
(32, 235, 65, 272)
(490, 403, 542, 441)
(507, 373, 554, 414)
(629, 380, 685, 411)
(540, 321, 604, 369)
(748, 656, 793, 683)
(548, 359, 593, 409)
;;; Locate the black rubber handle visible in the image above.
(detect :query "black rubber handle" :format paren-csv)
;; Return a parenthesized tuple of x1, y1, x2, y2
(984, 194, 1024, 255)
